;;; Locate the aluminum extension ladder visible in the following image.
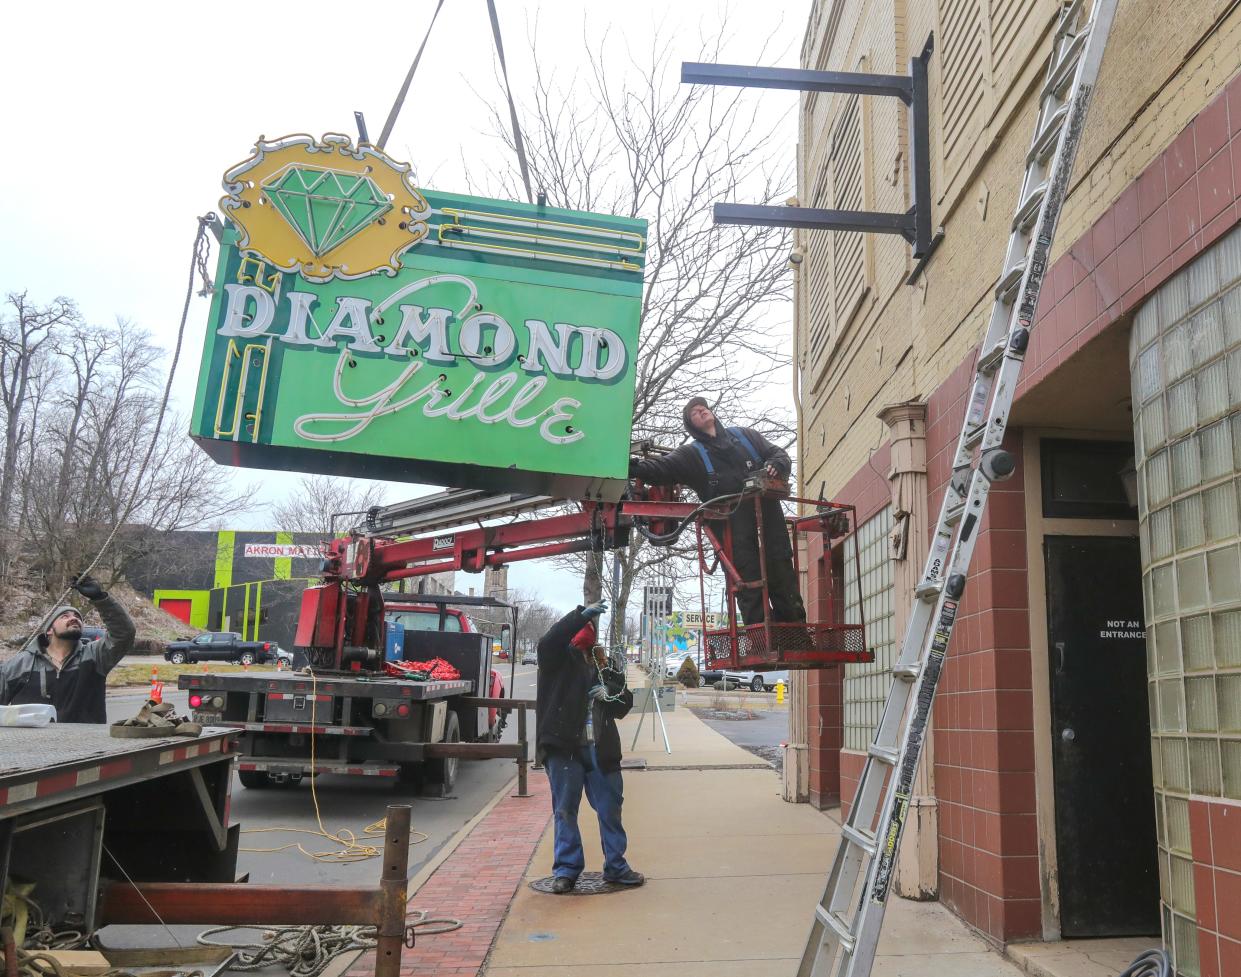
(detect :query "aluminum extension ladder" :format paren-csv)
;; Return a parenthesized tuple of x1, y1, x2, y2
(799, 1, 1120, 975)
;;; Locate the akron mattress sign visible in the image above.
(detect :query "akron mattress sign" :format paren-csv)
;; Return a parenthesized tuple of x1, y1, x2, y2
(243, 543, 325, 560)
(190, 134, 647, 500)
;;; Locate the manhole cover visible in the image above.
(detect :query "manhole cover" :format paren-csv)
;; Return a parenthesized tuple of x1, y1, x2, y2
(529, 872, 631, 895)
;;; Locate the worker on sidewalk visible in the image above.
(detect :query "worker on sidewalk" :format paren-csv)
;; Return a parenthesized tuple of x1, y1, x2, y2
(536, 600, 643, 893)
(629, 396, 807, 626)
(0, 574, 135, 723)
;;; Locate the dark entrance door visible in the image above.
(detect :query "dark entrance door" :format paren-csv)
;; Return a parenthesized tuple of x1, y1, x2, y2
(1045, 535, 1159, 937)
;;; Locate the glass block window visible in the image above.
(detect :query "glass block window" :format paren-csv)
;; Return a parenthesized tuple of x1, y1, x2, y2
(841, 507, 896, 751)
(1130, 224, 1241, 977)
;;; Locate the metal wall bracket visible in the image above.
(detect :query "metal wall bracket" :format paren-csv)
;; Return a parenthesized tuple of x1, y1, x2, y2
(681, 35, 936, 259)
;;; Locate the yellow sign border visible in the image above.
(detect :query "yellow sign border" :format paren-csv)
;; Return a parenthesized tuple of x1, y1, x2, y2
(221, 133, 431, 283)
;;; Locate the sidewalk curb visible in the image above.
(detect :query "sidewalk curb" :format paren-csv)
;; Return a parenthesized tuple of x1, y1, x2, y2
(331, 773, 522, 977)
(348, 773, 553, 977)
(406, 772, 518, 897)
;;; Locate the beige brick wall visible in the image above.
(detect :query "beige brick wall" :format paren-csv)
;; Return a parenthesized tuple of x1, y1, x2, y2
(796, 0, 1241, 498)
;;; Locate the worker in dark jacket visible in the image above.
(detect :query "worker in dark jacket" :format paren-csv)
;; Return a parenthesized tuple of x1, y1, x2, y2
(536, 601, 642, 893)
(629, 396, 807, 626)
(0, 575, 135, 723)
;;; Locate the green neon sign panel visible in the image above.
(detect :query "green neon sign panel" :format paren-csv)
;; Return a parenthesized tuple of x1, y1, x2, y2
(190, 184, 647, 500)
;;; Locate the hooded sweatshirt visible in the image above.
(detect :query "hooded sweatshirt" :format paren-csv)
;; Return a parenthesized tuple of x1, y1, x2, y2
(629, 402, 796, 563)
(535, 607, 632, 770)
(629, 403, 792, 502)
(0, 594, 136, 723)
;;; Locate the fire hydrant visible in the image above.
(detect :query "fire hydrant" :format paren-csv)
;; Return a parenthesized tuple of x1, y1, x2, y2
(776, 680, 786, 705)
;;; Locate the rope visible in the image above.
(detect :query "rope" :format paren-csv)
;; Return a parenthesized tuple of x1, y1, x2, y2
(486, 0, 534, 203)
(196, 924, 372, 977)
(17, 215, 215, 652)
(376, 0, 446, 150)
(238, 670, 430, 863)
(7, 946, 201, 977)
(196, 910, 461, 977)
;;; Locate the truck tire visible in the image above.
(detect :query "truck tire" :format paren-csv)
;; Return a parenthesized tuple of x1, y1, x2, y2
(239, 651, 255, 666)
(750, 675, 766, 693)
(239, 769, 270, 789)
(169, 651, 187, 664)
(424, 712, 461, 795)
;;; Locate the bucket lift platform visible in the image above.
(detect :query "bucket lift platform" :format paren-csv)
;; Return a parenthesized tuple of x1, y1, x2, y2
(689, 478, 871, 672)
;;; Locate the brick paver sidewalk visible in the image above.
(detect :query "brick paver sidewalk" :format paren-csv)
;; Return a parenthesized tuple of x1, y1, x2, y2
(350, 772, 551, 977)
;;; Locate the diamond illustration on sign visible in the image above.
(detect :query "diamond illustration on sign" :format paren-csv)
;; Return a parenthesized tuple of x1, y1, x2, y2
(264, 166, 394, 257)
(221, 133, 430, 282)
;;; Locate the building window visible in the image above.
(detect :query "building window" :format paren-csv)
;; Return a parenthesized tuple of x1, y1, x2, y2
(1040, 438, 1139, 519)
(830, 94, 866, 336)
(938, 0, 987, 164)
(842, 507, 897, 751)
(936, 0, 1051, 182)
(1128, 225, 1241, 977)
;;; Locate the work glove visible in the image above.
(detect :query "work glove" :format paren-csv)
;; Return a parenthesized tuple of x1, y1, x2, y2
(582, 601, 608, 621)
(588, 684, 609, 702)
(71, 573, 106, 601)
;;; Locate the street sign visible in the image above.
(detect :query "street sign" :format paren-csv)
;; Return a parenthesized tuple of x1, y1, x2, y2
(642, 586, 673, 618)
(191, 134, 647, 500)
(671, 610, 725, 630)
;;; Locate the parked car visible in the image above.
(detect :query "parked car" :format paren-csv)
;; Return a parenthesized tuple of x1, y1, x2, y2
(79, 626, 107, 643)
(521, 649, 538, 665)
(165, 632, 277, 665)
(721, 669, 790, 692)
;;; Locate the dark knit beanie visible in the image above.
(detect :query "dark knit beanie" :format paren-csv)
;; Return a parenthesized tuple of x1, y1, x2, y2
(683, 396, 709, 434)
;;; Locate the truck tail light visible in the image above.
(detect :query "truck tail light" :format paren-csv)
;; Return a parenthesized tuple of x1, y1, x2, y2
(212, 696, 224, 708)
(396, 703, 411, 717)
(189, 694, 203, 708)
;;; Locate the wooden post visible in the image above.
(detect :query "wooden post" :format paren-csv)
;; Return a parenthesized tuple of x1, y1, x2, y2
(515, 704, 529, 797)
(375, 805, 411, 977)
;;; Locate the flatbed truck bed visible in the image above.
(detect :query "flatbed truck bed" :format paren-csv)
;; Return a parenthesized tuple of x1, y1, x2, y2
(0, 724, 239, 940)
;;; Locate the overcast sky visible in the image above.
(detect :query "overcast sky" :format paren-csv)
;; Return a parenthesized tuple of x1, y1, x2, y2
(0, 0, 807, 614)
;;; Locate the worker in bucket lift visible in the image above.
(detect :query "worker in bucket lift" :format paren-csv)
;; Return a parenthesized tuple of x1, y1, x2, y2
(0, 574, 135, 723)
(536, 600, 643, 893)
(629, 396, 807, 627)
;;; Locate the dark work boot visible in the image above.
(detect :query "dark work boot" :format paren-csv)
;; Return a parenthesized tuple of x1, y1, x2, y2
(605, 869, 645, 887)
(551, 876, 575, 894)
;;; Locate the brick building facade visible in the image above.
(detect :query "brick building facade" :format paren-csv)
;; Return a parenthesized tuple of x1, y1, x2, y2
(792, 1, 1241, 972)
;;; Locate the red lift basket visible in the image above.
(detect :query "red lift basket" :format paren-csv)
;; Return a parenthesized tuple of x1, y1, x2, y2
(698, 489, 872, 672)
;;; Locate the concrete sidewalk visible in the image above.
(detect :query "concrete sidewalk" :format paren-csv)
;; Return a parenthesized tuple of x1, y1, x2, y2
(483, 691, 1024, 977)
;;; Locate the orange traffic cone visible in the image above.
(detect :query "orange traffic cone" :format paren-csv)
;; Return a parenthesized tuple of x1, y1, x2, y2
(201, 662, 209, 674)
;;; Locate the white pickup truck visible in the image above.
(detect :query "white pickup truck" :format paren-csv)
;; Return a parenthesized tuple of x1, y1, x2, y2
(720, 669, 790, 693)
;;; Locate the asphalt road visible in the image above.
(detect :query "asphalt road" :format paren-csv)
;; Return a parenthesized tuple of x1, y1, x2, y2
(694, 706, 789, 771)
(101, 660, 538, 945)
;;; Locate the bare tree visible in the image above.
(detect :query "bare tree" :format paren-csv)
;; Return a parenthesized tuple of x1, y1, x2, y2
(269, 475, 390, 537)
(467, 17, 797, 622)
(16, 315, 257, 592)
(0, 293, 78, 571)
(509, 588, 561, 655)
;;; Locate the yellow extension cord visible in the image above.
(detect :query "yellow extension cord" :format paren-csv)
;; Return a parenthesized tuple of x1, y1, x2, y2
(239, 671, 429, 863)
